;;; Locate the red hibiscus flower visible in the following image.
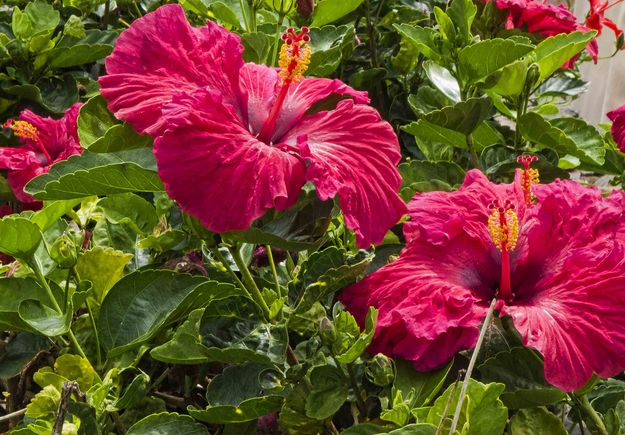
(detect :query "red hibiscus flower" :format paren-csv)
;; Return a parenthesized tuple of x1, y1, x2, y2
(1, 103, 83, 204)
(340, 157, 625, 392)
(608, 105, 625, 152)
(98, 5, 407, 248)
(586, 0, 624, 40)
(493, 0, 599, 63)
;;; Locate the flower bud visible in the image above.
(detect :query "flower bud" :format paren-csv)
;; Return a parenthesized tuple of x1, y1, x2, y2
(365, 353, 394, 387)
(296, 0, 314, 18)
(50, 235, 77, 268)
(525, 63, 540, 90)
(319, 317, 336, 345)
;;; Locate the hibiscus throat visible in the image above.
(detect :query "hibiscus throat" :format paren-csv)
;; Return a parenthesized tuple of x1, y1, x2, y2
(258, 27, 311, 144)
(3, 119, 52, 163)
(488, 199, 519, 301)
(518, 154, 539, 205)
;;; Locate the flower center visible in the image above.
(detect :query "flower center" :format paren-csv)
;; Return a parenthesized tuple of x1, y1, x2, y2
(488, 199, 519, 301)
(3, 119, 53, 163)
(518, 153, 539, 206)
(258, 27, 311, 144)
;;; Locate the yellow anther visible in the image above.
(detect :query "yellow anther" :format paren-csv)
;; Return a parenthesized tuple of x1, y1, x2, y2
(517, 154, 539, 205)
(279, 27, 311, 83)
(5, 120, 39, 143)
(488, 202, 519, 252)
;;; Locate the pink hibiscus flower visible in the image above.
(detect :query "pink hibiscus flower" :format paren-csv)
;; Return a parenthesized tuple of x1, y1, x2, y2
(1, 103, 83, 204)
(586, 0, 624, 40)
(98, 5, 406, 248)
(493, 0, 599, 63)
(340, 156, 625, 392)
(608, 105, 625, 152)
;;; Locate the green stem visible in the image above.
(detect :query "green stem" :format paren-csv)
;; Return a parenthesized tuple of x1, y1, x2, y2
(63, 268, 72, 313)
(239, 0, 250, 32)
(210, 247, 247, 291)
(265, 245, 282, 296)
(578, 395, 608, 435)
(85, 300, 102, 368)
(32, 263, 87, 359)
(466, 134, 480, 170)
(229, 247, 271, 320)
(270, 13, 285, 66)
(249, 1, 257, 33)
(448, 298, 497, 435)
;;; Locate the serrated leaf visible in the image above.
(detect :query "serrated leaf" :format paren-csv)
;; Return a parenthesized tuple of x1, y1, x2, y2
(458, 38, 534, 84)
(0, 278, 55, 332)
(311, 0, 364, 27)
(75, 247, 133, 303)
(423, 61, 460, 102)
(335, 307, 377, 363)
(394, 359, 453, 408)
(394, 24, 441, 61)
(150, 309, 210, 364)
(305, 365, 348, 419)
(402, 120, 466, 161)
(0, 216, 42, 260)
(534, 31, 597, 83)
(399, 160, 465, 201)
(510, 407, 567, 435)
(25, 149, 164, 200)
(422, 97, 492, 135)
(98, 193, 158, 235)
(18, 298, 72, 336)
(127, 412, 210, 435)
(48, 30, 116, 68)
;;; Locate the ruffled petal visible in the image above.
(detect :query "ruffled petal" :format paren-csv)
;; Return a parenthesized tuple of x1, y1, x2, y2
(154, 90, 306, 232)
(281, 99, 406, 247)
(99, 5, 245, 136)
(340, 236, 496, 370)
(239, 63, 280, 136)
(503, 181, 625, 391)
(608, 105, 625, 152)
(0, 147, 40, 171)
(8, 165, 46, 203)
(404, 169, 525, 248)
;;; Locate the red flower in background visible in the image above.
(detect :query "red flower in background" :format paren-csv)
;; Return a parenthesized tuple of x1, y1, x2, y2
(493, 0, 599, 63)
(608, 105, 625, 152)
(0, 103, 83, 204)
(98, 5, 407, 248)
(585, 0, 624, 39)
(340, 158, 625, 392)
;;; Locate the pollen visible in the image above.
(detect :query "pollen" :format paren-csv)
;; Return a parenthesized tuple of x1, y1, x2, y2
(518, 154, 539, 205)
(3, 119, 40, 143)
(488, 199, 519, 252)
(279, 27, 311, 83)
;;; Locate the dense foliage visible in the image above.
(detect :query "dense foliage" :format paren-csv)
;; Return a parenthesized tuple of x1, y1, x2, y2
(1, 0, 625, 434)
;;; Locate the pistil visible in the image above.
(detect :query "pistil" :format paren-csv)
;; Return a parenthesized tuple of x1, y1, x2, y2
(518, 154, 539, 205)
(258, 27, 311, 144)
(488, 199, 519, 301)
(3, 119, 53, 163)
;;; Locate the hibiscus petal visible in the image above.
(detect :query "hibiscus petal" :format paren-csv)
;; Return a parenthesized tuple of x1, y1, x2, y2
(8, 166, 46, 203)
(0, 147, 40, 171)
(340, 237, 496, 370)
(281, 99, 406, 247)
(404, 169, 525, 248)
(608, 105, 625, 152)
(154, 90, 306, 233)
(99, 5, 245, 136)
(502, 181, 625, 391)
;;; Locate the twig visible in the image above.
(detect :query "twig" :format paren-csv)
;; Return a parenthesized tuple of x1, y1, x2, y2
(436, 371, 463, 435)
(52, 381, 85, 435)
(0, 408, 26, 424)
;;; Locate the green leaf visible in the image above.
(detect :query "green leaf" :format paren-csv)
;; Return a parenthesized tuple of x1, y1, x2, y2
(137, 230, 186, 252)
(48, 30, 116, 68)
(422, 97, 492, 135)
(485, 58, 530, 97)
(510, 407, 567, 435)
(25, 385, 60, 420)
(533, 31, 597, 83)
(25, 149, 164, 199)
(127, 412, 210, 435)
(394, 359, 453, 408)
(292, 248, 372, 314)
(0, 217, 42, 260)
(305, 365, 348, 419)
(11, 1, 59, 46)
(77, 95, 151, 153)
(334, 307, 377, 363)
(307, 25, 356, 77)
(423, 61, 460, 102)
(399, 160, 465, 201)
(402, 120, 466, 161)
(434, 8, 456, 46)
(34, 354, 99, 391)
(394, 24, 441, 61)
(426, 379, 507, 435)
(75, 246, 133, 303)
(279, 380, 325, 434)
(479, 348, 566, 408)
(150, 309, 210, 365)
(200, 295, 288, 365)
(224, 190, 334, 251)
(18, 298, 72, 336)
(0, 333, 48, 379)
(98, 193, 158, 235)
(30, 199, 82, 231)
(589, 379, 625, 413)
(98, 270, 234, 355)
(189, 363, 283, 423)
(311, 0, 364, 27)
(241, 32, 273, 64)
(447, 0, 477, 46)
(458, 38, 534, 84)
(519, 113, 605, 166)
(341, 423, 437, 434)
(0, 278, 55, 332)
(1, 75, 79, 114)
